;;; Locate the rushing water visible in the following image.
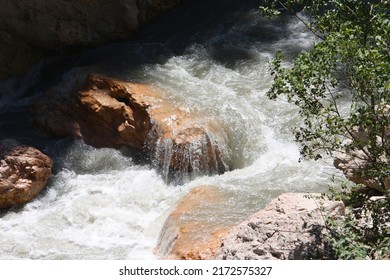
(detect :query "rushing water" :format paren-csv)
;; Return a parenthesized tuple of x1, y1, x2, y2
(0, 1, 341, 259)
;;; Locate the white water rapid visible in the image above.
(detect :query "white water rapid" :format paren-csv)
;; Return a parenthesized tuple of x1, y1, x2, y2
(0, 2, 341, 259)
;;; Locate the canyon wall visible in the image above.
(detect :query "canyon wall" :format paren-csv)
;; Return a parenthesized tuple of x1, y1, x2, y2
(0, 0, 180, 80)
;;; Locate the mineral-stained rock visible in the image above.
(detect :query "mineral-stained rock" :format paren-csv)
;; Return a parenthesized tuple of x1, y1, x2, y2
(33, 73, 231, 181)
(0, 0, 181, 79)
(0, 139, 52, 209)
(155, 186, 231, 260)
(214, 193, 345, 260)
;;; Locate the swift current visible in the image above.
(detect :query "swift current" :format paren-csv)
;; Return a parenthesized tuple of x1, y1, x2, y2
(0, 0, 341, 259)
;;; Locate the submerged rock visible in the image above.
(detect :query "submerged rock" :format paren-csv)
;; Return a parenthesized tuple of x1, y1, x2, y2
(155, 186, 230, 260)
(33, 73, 231, 181)
(214, 193, 345, 260)
(0, 0, 181, 79)
(0, 139, 52, 209)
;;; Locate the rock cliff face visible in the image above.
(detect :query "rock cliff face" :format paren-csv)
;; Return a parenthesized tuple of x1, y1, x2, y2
(33, 73, 231, 181)
(0, 0, 180, 80)
(0, 139, 52, 209)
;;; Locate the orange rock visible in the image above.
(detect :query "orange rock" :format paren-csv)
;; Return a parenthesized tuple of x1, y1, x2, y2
(33, 73, 231, 181)
(166, 225, 229, 260)
(76, 75, 152, 149)
(0, 139, 52, 208)
(155, 186, 231, 260)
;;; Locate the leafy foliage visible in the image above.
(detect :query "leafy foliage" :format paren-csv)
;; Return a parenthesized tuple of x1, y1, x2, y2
(260, 0, 390, 259)
(326, 183, 390, 259)
(260, 0, 390, 192)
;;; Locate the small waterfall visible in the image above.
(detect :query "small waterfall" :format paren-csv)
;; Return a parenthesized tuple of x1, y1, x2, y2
(147, 118, 232, 183)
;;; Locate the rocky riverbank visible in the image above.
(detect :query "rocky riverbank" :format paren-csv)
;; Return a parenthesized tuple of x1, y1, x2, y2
(214, 193, 345, 260)
(157, 191, 345, 260)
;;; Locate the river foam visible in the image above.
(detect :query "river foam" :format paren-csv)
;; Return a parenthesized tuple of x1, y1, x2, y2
(0, 4, 340, 259)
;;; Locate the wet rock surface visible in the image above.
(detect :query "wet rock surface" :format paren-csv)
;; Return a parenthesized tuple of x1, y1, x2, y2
(0, 139, 52, 209)
(156, 186, 231, 260)
(33, 73, 231, 181)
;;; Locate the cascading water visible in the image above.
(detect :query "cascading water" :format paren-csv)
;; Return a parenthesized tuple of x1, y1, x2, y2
(147, 117, 231, 183)
(0, 1, 342, 259)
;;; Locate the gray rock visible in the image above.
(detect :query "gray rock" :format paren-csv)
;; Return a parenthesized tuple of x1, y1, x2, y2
(214, 193, 345, 260)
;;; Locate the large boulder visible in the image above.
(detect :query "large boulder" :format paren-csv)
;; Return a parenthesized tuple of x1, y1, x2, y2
(0, 0, 180, 79)
(33, 73, 231, 181)
(214, 193, 345, 260)
(0, 139, 52, 209)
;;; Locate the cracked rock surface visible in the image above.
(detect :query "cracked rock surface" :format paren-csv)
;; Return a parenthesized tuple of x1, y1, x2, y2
(214, 193, 345, 260)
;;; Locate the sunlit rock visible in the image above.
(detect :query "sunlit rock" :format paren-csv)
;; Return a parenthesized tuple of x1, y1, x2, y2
(155, 186, 230, 260)
(0, 139, 52, 209)
(33, 73, 231, 181)
(334, 107, 390, 192)
(214, 193, 345, 260)
(334, 150, 390, 192)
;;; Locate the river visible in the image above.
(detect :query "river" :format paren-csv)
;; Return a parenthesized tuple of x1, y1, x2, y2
(0, 0, 339, 259)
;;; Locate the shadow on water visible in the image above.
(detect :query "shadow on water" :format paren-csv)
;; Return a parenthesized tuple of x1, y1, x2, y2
(2, 0, 299, 91)
(77, 0, 298, 74)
